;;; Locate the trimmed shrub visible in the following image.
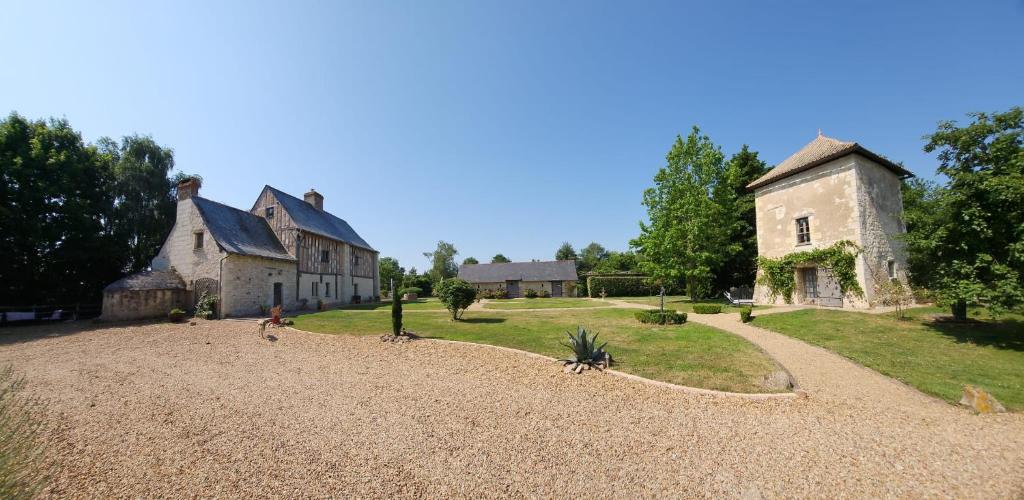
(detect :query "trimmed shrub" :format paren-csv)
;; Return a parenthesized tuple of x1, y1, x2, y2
(392, 288, 403, 335)
(538, 289, 551, 298)
(524, 288, 539, 298)
(586, 276, 653, 297)
(168, 308, 186, 323)
(435, 278, 476, 320)
(739, 306, 753, 323)
(492, 288, 509, 299)
(692, 304, 722, 314)
(635, 309, 686, 325)
(399, 286, 423, 296)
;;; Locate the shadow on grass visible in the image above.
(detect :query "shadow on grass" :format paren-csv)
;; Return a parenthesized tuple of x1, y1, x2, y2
(456, 317, 506, 324)
(924, 318, 1024, 352)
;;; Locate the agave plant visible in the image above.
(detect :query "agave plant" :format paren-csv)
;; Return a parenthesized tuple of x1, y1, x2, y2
(559, 326, 612, 373)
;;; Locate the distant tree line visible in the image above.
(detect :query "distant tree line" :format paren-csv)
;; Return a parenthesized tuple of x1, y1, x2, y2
(0, 112, 194, 306)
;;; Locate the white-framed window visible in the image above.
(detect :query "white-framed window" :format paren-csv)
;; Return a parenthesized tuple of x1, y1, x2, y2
(796, 217, 811, 245)
(194, 231, 204, 249)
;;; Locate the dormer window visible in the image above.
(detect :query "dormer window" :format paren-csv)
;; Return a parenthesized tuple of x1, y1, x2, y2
(796, 217, 811, 245)
(265, 206, 275, 219)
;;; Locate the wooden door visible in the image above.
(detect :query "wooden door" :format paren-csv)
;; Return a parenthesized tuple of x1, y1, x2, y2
(801, 268, 818, 303)
(817, 268, 844, 307)
(551, 281, 563, 297)
(506, 280, 520, 298)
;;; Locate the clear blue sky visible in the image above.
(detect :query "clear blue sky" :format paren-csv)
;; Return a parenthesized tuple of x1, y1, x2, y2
(3, 1, 1022, 271)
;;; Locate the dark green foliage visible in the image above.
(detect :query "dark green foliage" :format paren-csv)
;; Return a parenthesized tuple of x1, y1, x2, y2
(435, 278, 476, 320)
(378, 257, 404, 296)
(403, 273, 433, 297)
(586, 276, 653, 297)
(756, 241, 863, 304)
(524, 288, 539, 298)
(577, 242, 609, 274)
(555, 242, 577, 262)
(635, 309, 686, 324)
(905, 107, 1024, 318)
(462, 256, 479, 265)
(423, 241, 459, 281)
(399, 286, 423, 296)
(692, 304, 722, 314)
(558, 326, 612, 369)
(0, 366, 47, 499)
(714, 145, 769, 291)
(739, 306, 753, 323)
(194, 292, 218, 319)
(491, 254, 511, 263)
(538, 289, 551, 298)
(391, 289, 403, 335)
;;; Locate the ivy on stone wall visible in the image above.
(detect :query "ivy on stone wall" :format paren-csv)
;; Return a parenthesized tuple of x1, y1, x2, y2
(756, 241, 863, 303)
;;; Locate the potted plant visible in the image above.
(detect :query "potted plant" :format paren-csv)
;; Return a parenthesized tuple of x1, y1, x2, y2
(270, 305, 282, 325)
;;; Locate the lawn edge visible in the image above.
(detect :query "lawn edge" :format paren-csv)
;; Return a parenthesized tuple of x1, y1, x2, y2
(283, 325, 799, 401)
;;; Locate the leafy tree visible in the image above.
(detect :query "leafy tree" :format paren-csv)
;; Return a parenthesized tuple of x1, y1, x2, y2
(592, 251, 640, 273)
(907, 107, 1024, 319)
(577, 242, 609, 274)
(491, 253, 511, 263)
(403, 272, 434, 297)
(631, 126, 735, 301)
(0, 113, 120, 305)
(378, 257, 405, 296)
(423, 240, 459, 281)
(555, 242, 577, 261)
(900, 177, 944, 288)
(462, 256, 479, 265)
(98, 134, 179, 274)
(713, 145, 768, 291)
(435, 278, 476, 320)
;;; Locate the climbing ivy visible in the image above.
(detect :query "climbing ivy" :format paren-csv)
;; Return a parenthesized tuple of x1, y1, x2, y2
(756, 241, 863, 303)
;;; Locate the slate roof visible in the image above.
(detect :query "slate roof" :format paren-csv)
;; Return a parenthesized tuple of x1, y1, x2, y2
(458, 260, 578, 283)
(747, 134, 913, 190)
(105, 269, 186, 292)
(264, 186, 375, 251)
(192, 197, 295, 261)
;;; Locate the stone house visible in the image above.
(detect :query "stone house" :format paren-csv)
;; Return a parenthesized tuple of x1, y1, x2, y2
(101, 178, 378, 320)
(457, 260, 578, 298)
(749, 134, 914, 308)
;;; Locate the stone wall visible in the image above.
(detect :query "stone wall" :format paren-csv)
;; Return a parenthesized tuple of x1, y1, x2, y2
(151, 199, 226, 296)
(854, 159, 911, 306)
(221, 255, 297, 317)
(101, 289, 186, 322)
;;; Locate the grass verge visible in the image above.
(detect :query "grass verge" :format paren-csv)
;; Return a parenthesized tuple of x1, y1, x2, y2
(482, 298, 611, 310)
(293, 307, 784, 393)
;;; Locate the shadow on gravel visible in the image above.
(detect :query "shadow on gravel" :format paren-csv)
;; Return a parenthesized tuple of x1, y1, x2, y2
(0, 319, 163, 346)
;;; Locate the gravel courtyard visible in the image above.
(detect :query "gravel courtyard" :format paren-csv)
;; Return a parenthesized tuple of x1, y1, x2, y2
(2, 320, 1023, 498)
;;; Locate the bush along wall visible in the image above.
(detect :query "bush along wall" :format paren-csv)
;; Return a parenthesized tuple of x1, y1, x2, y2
(756, 240, 862, 304)
(587, 276, 654, 297)
(739, 306, 752, 323)
(635, 309, 687, 324)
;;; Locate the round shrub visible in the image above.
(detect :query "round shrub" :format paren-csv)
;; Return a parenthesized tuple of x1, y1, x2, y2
(692, 304, 722, 314)
(739, 306, 753, 323)
(538, 289, 551, 298)
(167, 308, 186, 323)
(524, 289, 539, 299)
(634, 309, 686, 325)
(435, 278, 476, 320)
(400, 286, 423, 296)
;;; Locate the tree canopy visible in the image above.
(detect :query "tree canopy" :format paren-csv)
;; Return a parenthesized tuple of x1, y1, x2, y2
(378, 257, 404, 295)
(423, 240, 459, 281)
(555, 242, 577, 261)
(462, 256, 479, 265)
(631, 126, 735, 300)
(905, 107, 1024, 318)
(714, 145, 768, 291)
(490, 253, 511, 263)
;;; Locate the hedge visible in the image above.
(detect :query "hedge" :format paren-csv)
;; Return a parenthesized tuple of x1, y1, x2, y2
(635, 309, 687, 324)
(692, 304, 722, 314)
(739, 306, 752, 323)
(587, 276, 653, 297)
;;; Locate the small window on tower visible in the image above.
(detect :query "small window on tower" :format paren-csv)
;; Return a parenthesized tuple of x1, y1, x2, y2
(795, 217, 811, 245)
(321, 250, 330, 263)
(265, 206, 275, 219)
(194, 232, 204, 249)
(887, 260, 896, 280)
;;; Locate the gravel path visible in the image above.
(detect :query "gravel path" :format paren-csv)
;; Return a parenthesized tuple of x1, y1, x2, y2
(1, 320, 1022, 498)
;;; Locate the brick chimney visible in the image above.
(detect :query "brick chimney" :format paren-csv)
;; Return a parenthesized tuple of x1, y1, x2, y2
(304, 188, 323, 210)
(177, 177, 201, 201)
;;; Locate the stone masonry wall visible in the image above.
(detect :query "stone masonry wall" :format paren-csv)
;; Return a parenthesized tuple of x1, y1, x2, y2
(151, 199, 225, 294)
(221, 255, 297, 317)
(853, 157, 911, 306)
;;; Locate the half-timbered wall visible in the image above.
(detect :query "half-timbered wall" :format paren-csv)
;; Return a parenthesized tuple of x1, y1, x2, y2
(296, 233, 347, 274)
(351, 247, 375, 278)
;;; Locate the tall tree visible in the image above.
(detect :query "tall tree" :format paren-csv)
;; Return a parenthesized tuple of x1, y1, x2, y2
(491, 254, 511, 263)
(462, 256, 479, 265)
(713, 145, 768, 291)
(631, 126, 734, 300)
(98, 134, 178, 274)
(900, 177, 944, 289)
(555, 242, 577, 261)
(423, 240, 459, 281)
(577, 242, 608, 274)
(378, 257, 405, 296)
(907, 107, 1024, 319)
(592, 251, 640, 274)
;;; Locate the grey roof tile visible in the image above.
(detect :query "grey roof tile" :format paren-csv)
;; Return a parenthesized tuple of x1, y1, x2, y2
(457, 260, 578, 283)
(265, 186, 375, 251)
(747, 134, 913, 190)
(105, 269, 186, 292)
(192, 197, 295, 261)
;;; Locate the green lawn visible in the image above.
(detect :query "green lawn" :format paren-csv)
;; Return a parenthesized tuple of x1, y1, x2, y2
(292, 307, 785, 393)
(331, 298, 446, 311)
(752, 306, 1024, 410)
(612, 296, 768, 313)
(482, 298, 611, 310)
